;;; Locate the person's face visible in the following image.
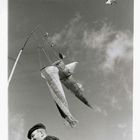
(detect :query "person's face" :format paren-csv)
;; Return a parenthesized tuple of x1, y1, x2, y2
(31, 129, 47, 140)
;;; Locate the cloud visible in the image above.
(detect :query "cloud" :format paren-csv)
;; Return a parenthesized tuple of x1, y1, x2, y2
(117, 123, 127, 129)
(92, 104, 108, 116)
(101, 31, 133, 71)
(110, 96, 122, 110)
(9, 114, 25, 140)
(117, 123, 132, 140)
(50, 14, 133, 72)
(82, 22, 115, 49)
(49, 14, 133, 112)
(50, 14, 83, 46)
(82, 23, 133, 72)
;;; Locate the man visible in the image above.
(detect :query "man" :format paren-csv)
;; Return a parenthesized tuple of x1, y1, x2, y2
(27, 123, 60, 140)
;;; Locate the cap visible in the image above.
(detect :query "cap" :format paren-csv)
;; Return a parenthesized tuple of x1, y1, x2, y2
(27, 123, 46, 139)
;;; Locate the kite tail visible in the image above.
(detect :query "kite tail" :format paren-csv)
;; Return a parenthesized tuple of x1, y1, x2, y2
(55, 102, 78, 127)
(75, 91, 93, 109)
(42, 66, 78, 127)
(64, 116, 78, 128)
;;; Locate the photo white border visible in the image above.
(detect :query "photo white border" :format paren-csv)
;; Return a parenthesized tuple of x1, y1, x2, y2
(134, 0, 140, 140)
(0, 0, 8, 140)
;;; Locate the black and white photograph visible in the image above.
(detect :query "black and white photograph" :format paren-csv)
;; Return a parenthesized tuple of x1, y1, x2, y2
(1, 0, 135, 140)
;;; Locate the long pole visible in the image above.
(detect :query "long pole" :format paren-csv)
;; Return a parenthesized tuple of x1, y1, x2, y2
(8, 49, 22, 84)
(8, 25, 39, 85)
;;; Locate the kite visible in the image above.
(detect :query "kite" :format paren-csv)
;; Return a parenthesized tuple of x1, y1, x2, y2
(41, 65, 78, 127)
(9, 28, 92, 127)
(52, 59, 93, 109)
(39, 42, 92, 127)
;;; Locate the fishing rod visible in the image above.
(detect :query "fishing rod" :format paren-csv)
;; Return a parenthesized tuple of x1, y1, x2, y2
(8, 25, 39, 85)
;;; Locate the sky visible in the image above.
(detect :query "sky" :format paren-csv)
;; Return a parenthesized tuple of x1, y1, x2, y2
(8, 0, 133, 140)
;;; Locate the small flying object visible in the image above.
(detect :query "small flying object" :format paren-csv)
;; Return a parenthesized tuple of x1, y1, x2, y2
(105, 0, 117, 5)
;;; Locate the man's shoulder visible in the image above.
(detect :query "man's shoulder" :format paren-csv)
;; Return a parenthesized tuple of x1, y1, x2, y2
(44, 135, 60, 140)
